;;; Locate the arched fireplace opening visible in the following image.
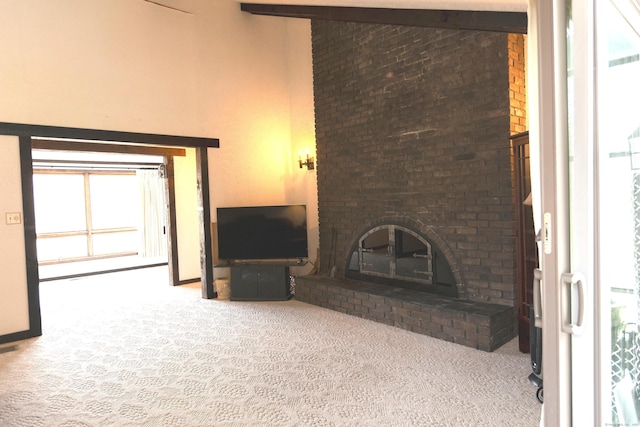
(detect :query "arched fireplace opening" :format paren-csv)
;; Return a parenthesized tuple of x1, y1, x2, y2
(345, 224, 458, 298)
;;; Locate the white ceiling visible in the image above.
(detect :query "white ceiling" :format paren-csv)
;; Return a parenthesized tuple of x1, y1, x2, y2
(231, 0, 528, 13)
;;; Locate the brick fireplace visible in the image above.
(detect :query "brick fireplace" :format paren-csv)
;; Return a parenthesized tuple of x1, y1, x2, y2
(295, 21, 524, 351)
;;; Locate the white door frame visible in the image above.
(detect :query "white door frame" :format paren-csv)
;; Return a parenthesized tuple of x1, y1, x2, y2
(529, 1, 576, 425)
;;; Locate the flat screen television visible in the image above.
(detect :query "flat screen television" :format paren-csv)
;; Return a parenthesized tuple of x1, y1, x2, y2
(216, 204, 308, 262)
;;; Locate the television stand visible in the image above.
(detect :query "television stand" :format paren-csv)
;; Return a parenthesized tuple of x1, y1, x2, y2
(229, 264, 291, 301)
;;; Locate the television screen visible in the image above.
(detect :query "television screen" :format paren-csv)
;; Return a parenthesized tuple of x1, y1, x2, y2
(216, 205, 308, 262)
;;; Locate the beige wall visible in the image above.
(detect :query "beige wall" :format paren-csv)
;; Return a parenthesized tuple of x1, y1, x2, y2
(0, 136, 30, 336)
(198, 2, 317, 278)
(174, 148, 201, 281)
(0, 0, 317, 340)
(0, 0, 202, 134)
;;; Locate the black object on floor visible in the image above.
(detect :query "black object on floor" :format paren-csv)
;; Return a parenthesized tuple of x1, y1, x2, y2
(529, 306, 543, 403)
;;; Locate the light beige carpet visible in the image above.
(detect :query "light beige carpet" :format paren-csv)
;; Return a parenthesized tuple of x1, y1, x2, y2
(0, 267, 542, 426)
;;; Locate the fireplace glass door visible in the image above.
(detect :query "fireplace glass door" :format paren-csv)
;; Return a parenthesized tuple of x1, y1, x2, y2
(359, 227, 391, 276)
(348, 225, 457, 297)
(394, 229, 433, 282)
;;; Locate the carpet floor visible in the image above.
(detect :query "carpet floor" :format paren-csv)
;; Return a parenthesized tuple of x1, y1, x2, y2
(0, 266, 542, 426)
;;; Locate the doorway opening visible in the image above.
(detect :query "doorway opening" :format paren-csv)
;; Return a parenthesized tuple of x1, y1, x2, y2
(27, 134, 208, 291)
(0, 122, 219, 346)
(32, 149, 169, 281)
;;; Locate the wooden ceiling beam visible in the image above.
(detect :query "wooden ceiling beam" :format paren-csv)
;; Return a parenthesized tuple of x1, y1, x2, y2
(32, 139, 186, 157)
(0, 121, 219, 149)
(240, 3, 527, 34)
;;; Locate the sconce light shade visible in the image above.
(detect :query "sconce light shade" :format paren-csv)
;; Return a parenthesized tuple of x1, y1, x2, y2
(298, 150, 315, 170)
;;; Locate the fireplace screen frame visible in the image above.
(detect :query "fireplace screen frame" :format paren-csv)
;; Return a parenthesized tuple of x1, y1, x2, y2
(346, 224, 457, 297)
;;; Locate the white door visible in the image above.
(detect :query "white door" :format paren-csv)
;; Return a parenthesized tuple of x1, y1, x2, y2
(539, 0, 640, 425)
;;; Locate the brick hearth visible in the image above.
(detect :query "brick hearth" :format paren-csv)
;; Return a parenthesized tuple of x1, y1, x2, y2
(295, 275, 515, 352)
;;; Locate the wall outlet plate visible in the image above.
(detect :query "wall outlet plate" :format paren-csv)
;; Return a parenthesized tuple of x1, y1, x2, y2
(5, 212, 22, 225)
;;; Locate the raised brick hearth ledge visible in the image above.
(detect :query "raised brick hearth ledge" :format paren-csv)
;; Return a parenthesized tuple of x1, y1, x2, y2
(295, 275, 516, 352)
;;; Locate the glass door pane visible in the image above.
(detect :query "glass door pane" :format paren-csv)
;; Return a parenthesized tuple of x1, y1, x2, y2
(360, 228, 391, 275)
(92, 231, 139, 256)
(89, 174, 139, 230)
(394, 229, 431, 282)
(597, 1, 640, 423)
(566, 1, 598, 424)
(36, 235, 88, 262)
(33, 173, 90, 262)
(33, 173, 86, 233)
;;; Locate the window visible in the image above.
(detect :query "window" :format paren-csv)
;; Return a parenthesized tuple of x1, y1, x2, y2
(34, 171, 140, 263)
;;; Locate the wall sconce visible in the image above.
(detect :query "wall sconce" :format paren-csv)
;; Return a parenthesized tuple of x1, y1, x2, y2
(298, 150, 315, 170)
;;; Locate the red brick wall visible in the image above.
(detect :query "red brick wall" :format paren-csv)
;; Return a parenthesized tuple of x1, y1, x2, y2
(509, 33, 527, 135)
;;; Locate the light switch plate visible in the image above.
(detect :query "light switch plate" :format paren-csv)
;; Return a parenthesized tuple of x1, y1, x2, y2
(5, 212, 22, 225)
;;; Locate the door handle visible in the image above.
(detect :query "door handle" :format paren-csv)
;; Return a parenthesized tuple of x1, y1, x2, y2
(532, 268, 543, 328)
(561, 272, 586, 335)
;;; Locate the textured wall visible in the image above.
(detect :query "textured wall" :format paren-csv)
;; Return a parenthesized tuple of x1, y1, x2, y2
(312, 21, 516, 306)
